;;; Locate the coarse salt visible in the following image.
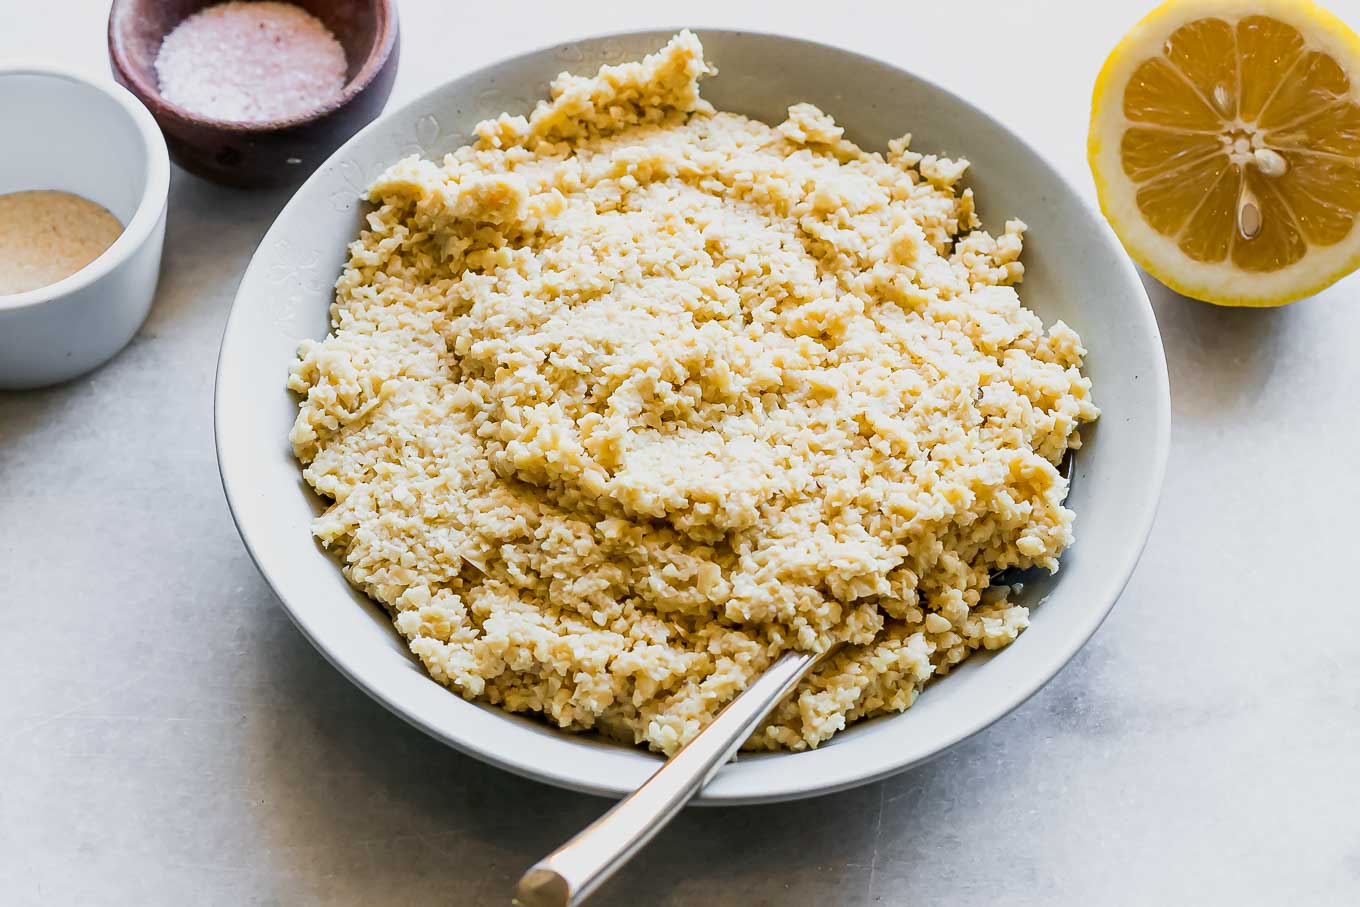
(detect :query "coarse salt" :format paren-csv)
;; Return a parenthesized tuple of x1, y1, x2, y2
(154, 2, 348, 124)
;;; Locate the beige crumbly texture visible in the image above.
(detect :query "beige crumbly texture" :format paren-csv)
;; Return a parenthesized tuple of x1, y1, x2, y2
(288, 32, 1099, 755)
(0, 190, 123, 295)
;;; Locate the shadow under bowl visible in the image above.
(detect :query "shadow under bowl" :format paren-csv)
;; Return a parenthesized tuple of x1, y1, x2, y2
(107, 0, 399, 188)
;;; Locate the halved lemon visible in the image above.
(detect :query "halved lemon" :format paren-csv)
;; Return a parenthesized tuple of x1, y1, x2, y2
(1090, 0, 1360, 306)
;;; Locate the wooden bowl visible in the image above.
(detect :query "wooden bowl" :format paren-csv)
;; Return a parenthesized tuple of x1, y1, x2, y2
(108, 0, 399, 188)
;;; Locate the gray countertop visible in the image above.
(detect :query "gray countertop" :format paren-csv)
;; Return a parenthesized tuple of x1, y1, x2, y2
(3, 1, 1359, 904)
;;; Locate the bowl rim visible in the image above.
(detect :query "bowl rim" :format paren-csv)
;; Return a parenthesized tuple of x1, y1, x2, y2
(106, 0, 400, 133)
(0, 64, 170, 313)
(215, 26, 1171, 804)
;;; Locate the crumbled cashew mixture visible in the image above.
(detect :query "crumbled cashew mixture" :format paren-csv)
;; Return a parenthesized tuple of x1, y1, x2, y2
(288, 31, 1099, 755)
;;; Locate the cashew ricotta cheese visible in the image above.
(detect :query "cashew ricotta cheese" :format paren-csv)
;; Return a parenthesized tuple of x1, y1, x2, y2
(288, 32, 1099, 755)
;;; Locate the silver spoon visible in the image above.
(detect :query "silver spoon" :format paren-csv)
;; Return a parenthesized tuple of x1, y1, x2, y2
(512, 647, 824, 907)
(514, 453, 1076, 906)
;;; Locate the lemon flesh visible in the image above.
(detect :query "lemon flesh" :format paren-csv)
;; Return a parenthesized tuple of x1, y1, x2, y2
(1090, 0, 1360, 306)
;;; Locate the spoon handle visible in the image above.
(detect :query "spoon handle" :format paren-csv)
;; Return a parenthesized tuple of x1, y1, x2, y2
(513, 649, 822, 907)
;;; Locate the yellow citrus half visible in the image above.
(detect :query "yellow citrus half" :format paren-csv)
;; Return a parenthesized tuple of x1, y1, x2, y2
(1090, 0, 1360, 306)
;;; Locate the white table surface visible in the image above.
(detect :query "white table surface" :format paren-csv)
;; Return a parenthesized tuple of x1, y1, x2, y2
(3, 1, 1359, 903)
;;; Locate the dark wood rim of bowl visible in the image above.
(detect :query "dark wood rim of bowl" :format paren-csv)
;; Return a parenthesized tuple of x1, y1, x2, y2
(107, 0, 399, 133)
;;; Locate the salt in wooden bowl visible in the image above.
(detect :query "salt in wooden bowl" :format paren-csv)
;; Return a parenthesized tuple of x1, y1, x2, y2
(108, 0, 399, 188)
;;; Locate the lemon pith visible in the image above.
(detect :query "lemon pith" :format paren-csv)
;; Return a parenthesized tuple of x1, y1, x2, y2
(1090, 0, 1360, 306)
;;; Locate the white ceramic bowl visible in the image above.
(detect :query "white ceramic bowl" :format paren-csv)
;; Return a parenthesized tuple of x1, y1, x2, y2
(217, 30, 1170, 804)
(0, 66, 169, 390)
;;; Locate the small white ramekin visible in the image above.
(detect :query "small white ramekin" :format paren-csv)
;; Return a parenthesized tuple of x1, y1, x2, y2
(0, 65, 169, 389)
